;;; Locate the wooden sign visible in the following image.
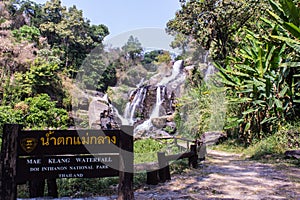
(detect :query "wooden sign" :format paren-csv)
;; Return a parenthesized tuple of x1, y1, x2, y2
(18, 130, 120, 156)
(0, 124, 134, 200)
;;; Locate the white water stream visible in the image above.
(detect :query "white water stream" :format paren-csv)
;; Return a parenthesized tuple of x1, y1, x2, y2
(133, 60, 183, 134)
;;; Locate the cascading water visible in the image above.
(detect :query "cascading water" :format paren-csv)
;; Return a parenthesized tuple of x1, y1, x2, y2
(204, 64, 215, 82)
(124, 87, 147, 125)
(112, 59, 185, 136)
(132, 60, 184, 136)
(150, 86, 163, 118)
(159, 60, 183, 86)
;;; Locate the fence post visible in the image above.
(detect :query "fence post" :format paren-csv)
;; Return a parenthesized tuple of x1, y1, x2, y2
(47, 179, 58, 198)
(0, 124, 20, 200)
(118, 126, 134, 200)
(157, 152, 170, 182)
(146, 170, 159, 185)
(188, 145, 198, 168)
(29, 180, 45, 198)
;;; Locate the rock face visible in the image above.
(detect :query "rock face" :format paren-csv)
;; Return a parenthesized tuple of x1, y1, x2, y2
(109, 60, 186, 138)
(130, 61, 185, 137)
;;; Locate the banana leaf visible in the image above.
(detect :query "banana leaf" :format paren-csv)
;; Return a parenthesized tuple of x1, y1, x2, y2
(227, 70, 251, 78)
(268, 0, 285, 19)
(266, 78, 271, 98)
(274, 99, 283, 111)
(260, 117, 277, 125)
(267, 10, 282, 22)
(253, 100, 267, 106)
(236, 64, 258, 73)
(253, 78, 266, 87)
(280, 62, 300, 68)
(257, 47, 264, 78)
(224, 117, 244, 129)
(242, 108, 258, 115)
(283, 22, 300, 39)
(286, 42, 300, 53)
(280, 0, 300, 27)
(228, 97, 252, 104)
(271, 35, 300, 44)
(279, 85, 289, 97)
(244, 122, 251, 132)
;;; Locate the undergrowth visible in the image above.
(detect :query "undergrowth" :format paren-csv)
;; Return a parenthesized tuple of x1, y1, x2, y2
(212, 123, 300, 166)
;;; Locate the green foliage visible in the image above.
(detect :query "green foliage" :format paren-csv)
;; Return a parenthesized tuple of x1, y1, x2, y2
(176, 80, 226, 139)
(167, 0, 266, 62)
(217, 0, 300, 144)
(22, 93, 69, 129)
(142, 50, 162, 71)
(15, 61, 64, 101)
(78, 49, 117, 92)
(12, 25, 40, 43)
(38, 0, 109, 71)
(8, 0, 44, 27)
(156, 51, 172, 64)
(142, 50, 161, 64)
(57, 177, 119, 197)
(245, 127, 300, 160)
(169, 32, 189, 54)
(122, 35, 143, 61)
(0, 93, 69, 137)
(134, 139, 164, 163)
(0, 106, 23, 136)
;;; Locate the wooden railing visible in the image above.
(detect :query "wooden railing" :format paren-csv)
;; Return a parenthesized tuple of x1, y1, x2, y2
(134, 136, 202, 185)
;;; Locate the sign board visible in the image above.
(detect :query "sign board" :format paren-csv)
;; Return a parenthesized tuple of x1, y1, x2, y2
(17, 130, 120, 182)
(0, 124, 134, 200)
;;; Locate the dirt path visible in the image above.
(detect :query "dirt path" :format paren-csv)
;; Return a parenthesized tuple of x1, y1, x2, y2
(134, 150, 300, 200)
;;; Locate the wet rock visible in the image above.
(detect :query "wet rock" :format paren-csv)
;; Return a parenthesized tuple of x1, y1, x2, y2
(78, 97, 89, 110)
(151, 117, 167, 128)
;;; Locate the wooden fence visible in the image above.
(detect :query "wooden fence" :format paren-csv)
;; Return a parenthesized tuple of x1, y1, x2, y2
(134, 136, 202, 185)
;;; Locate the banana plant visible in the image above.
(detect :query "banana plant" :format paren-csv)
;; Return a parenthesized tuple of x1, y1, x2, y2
(268, 0, 300, 103)
(215, 15, 299, 144)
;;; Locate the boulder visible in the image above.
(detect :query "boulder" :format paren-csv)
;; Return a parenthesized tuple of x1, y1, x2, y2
(151, 117, 167, 129)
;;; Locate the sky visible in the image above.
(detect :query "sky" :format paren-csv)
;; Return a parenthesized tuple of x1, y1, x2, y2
(33, 0, 182, 51)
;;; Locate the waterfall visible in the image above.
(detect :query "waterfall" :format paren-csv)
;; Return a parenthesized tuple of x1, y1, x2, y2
(150, 86, 162, 118)
(111, 104, 129, 125)
(158, 60, 183, 86)
(119, 60, 185, 136)
(124, 87, 147, 125)
(204, 64, 215, 82)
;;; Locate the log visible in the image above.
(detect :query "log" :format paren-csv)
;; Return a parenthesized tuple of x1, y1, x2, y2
(134, 162, 159, 172)
(284, 150, 300, 159)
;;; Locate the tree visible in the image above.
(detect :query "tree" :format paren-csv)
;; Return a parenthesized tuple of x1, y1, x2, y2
(167, 0, 266, 63)
(39, 0, 109, 73)
(169, 32, 189, 55)
(78, 48, 117, 92)
(23, 93, 69, 129)
(122, 35, 143, 61)
(8, 0, 44, 27)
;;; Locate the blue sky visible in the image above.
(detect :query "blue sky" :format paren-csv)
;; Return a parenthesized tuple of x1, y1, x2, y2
(33, 0, 181, 38)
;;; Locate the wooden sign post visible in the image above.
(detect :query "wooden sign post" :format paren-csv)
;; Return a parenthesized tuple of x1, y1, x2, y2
(0, 124, 133, 200)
